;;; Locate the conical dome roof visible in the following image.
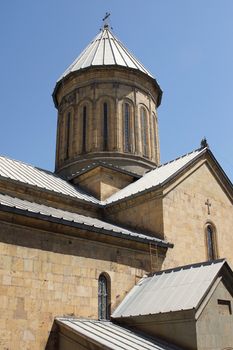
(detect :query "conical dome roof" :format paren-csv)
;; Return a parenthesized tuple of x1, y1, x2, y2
(58, 25, 153, 81)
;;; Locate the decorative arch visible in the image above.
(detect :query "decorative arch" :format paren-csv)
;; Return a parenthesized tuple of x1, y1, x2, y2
(98, 272, 111, 320)
(204, 222, 218, 261)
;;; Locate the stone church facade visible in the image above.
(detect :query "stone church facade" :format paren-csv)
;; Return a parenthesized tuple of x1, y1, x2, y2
(0, 23, 232, 350)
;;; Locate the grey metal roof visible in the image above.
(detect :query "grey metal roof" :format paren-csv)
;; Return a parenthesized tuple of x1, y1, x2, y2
(0, 193, 171, 247)
(58, 26, 153, 81)
(0, 156, 99, 204)
(56, 318, 180, 350)
(112, 259, 226, 318)
(104, 148, 206, 205)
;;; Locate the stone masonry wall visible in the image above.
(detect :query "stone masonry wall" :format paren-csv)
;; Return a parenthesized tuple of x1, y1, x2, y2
(162, 162, 233, 269)
(0, 221, 150, 349)
(197, 280, 233, 349)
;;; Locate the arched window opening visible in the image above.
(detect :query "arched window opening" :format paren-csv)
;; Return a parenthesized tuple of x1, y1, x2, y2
(65, 112, 71, 159)
(103, 102, 108, 150)
(98, 273, 110, 320)
(124, 103, 130, 152)
(206, 224, 217, 260)
(82, 106, 87, 152)
(141, 107, 148, 156)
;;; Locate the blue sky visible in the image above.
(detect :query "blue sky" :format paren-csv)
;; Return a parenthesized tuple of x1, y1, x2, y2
(0, 1, 232, 181)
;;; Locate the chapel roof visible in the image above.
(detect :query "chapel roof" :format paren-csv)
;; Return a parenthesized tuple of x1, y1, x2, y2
(56, 318, 181, 350)
(112, 259, 232, 319)
(57, 25, 154, 82)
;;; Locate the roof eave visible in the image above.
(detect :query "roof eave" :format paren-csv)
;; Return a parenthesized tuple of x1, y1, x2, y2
(0, 203, 172, 248)
(52, 65, 163, 109)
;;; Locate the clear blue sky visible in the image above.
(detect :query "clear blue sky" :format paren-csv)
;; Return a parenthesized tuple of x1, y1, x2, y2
(0, 1, 232, 181)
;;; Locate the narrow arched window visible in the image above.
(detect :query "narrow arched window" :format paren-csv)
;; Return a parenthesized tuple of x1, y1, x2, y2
(82, 106, 87, 152)
(65, 112, 71, 159)
(124, 103, 130, 152)
(141, 107, 148, 156)
(206, 224, 217, 260)
(152, 112, 157, 149)
(103, 102, 108, 150)
(98, 273, 110, 320)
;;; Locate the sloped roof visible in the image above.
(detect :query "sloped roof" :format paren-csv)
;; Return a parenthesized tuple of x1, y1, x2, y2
(112, 259, 227, 318)
(105, 148, 206, 205)
(56, 318, 181, 350)
(58, 25, 153, 82)
(0, 193, 171, 247)
(0, 156, 99, 204)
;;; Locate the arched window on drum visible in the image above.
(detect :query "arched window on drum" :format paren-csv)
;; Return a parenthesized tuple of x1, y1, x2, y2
(82, 105, 87, 153)
(123, 102, 130, 152)
(103, 102, 108, 150)
(140, 107, 148, 157)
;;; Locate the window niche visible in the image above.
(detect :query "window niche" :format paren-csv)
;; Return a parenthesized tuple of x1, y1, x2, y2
(82, 105, 87, 153)
(140, 106, 148, 157)
(65, 111, 71, 159)
(205, 224, 218, 261)
(98, 273, 111, 320)
(103, 102, 108, 151)
(123, 102, 130, 152)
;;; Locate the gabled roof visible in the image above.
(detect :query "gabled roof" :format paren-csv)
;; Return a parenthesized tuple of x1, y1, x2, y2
(56, 318, 181, 350)
(0, 193, 171, 247)
(0, 155, 99, 204)
(104, 148, 206, 205)
(112, 259, 231, 318)
(58, 25, 153, 82)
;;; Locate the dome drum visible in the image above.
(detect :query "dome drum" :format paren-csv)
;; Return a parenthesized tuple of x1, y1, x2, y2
(54, 66, 161, 177)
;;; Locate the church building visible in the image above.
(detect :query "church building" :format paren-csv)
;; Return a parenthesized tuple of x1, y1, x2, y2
(0, 21, 233, 350)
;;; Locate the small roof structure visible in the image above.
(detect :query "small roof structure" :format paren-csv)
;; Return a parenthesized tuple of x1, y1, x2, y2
(56, 318, 182, 350)
(112, 259, 233, 318)
(0, 193, 171, 248)
(57, 25, 154, 82)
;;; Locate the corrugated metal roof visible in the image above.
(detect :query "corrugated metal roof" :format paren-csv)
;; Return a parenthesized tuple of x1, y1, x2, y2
(56, 318, 180, 350)
(104, 148, 206, 205)
(0, 156, 99, 204)
(58, 26, 153, 81)
(112, 259, 226, 318)
(0, 193, 171, 247)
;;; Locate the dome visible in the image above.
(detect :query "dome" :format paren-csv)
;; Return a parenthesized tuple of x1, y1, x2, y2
(57, 25, 154, 82)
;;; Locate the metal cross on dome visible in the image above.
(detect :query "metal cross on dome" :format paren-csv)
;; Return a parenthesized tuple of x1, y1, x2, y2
(102, 12, 111, 28)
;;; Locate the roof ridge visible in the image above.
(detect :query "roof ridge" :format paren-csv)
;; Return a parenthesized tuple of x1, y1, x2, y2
(156, 147, 206, 171)
(149, 258, 225, 277)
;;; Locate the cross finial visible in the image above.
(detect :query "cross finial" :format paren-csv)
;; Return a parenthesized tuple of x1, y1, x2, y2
(102, 12, 111, 29)
(200, 137, 209, 149)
